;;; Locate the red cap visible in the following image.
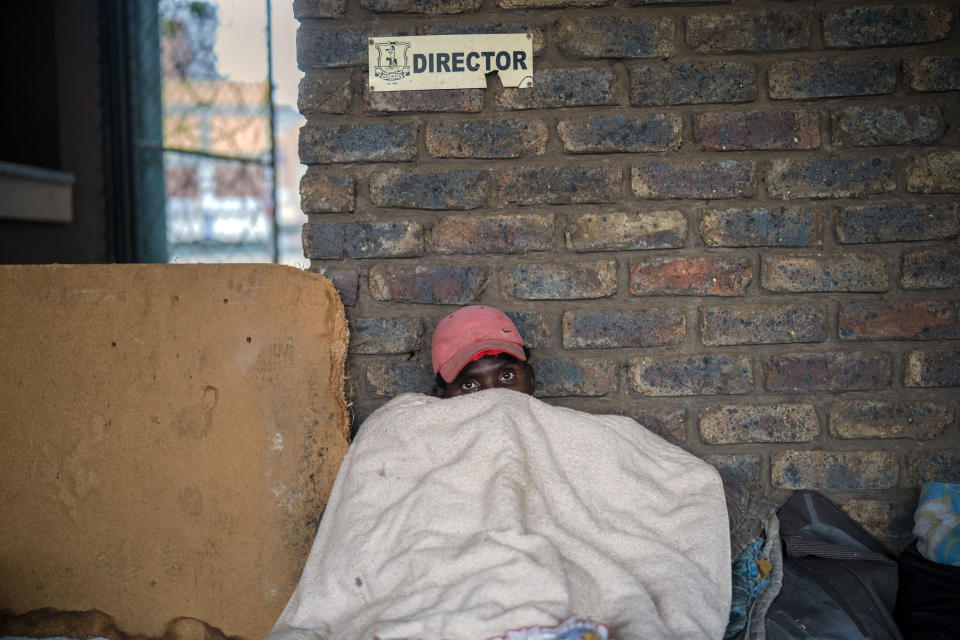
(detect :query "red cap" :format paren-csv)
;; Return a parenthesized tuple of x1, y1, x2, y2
(432, 306, 526, 383)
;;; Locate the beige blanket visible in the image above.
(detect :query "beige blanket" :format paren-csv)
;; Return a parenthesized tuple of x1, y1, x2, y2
(269, 390, 730, 639)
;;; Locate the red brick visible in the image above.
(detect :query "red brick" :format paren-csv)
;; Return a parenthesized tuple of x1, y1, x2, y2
(767, 157, 895, 199)
(830, 400, 952, 439)
(632, 160, 756, 199)
(694, 109, 819, 151)
(630, 354, 753, 396)
(772, 451, 897, 490)
(431, 214, 554, 255)
(562, 309, 685, 348)
(766, 351, 890, 392)
(629, 256, 752, 297)
(426, 119, 547, 158)
(534, 358, 618, 397)
(901, 246, 960, 289)
(768, 59, 896, 100)
(555, 16, 675, 58)
(700, 303, 825, 345)
(699, 206, 821, 247)
(368, 265, 488, 304)
(629, 61, 757, 106)
(906, 150, 960, 194)
(566, 211, 686, 253)
(299, 70, 352, 115)
(904, 349, 960, 387)
(498, 166, 621, 206)
(558, 114, 682, 154)
(839, 300, 960, 341)
(687, 10, 811, 54)
(699, 404, 819, 443)
(498, 67, 616, 110)
(501, 260, 617, 300)
(823, 4, 952, 48)
(760, 253, 887, 292)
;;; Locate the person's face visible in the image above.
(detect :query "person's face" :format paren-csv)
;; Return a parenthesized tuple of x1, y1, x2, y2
(433, 354, 535, 398)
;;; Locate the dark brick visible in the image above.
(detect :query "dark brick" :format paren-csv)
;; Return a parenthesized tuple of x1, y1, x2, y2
(298, 70, 352, 115)
(534, 358, 618, 397)
(349, 317, 423, 354)
(422, 23, 547, 55)
(302, 221, 423, 259)
(501, 260, 617, 300)
(631, 160, 756, 199)
(901, 246, 960, 289)
(426, 119, 548, 158)
(628, 61, 757, 106)
(630, 354, 752, 396)
(499, 0, 612, 7)
(299, 123, 416, 164)
(314, 268, 358, 306)
(839, 300, 960, 341)
(498, 165, 621, 206)
(832, 105, 945, 147)
(366, 361, 434, 396)
(772, 451, 897, 491)
(907, 151, 960, 193)
(505, 311, 551, 349)
(704, 454, 763, 496)
(699, 207, 822, 247)
(431, 213, 554, 254)
(555, 16, 675, 58)
(558, 114, 682, 154)
(830, 400, 953, 439)
(699, 404, 819, 443)
(566, 211, 686, 252)
(365, 83, 483, 113)
(766, 351, 890, 392)
(360, 0, 482, 13)
(694, 109, 819, 151)
(836, 203, 960, 243)
(630, 256, 752, 296)
(300, 169, 354, 213)
(905, 450, 960, 486)
(905, 55, 960, 92)
(369, 265, 488, 304)
(562, 309, 685, 349)
(293, 0, 345, 19)
(761, 253, 887, 292)
(840, 499, 917, 541)
(768, 59, 897, 99)
(823, 4, 952, 49)
(618, 406, 687, 444)
(686, 10, 810, 54)
(297, 24, 376, 69)
(904, 349, 960, 387)
(498, 67, 616, 110)
(767, 157, 895, 199)
(701, 304, 826, 346)
(370, 168, 488, 210)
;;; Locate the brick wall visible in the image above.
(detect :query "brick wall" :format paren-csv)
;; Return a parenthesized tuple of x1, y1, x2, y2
(295, 0, 960, 547)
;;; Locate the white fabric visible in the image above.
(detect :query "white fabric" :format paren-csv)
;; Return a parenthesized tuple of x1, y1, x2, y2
(268, 390, 731, 640)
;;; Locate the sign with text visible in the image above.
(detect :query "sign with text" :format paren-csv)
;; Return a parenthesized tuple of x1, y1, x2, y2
(369, 34, 533, 92)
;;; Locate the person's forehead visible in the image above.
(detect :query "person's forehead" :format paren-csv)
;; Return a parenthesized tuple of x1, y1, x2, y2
(457, 354, 523, 377)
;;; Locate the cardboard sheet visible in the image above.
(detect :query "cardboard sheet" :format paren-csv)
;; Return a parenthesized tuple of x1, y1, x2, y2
(0, 264, 350, 639)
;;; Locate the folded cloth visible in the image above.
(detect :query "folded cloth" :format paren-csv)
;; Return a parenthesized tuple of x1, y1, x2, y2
(268, 390, 731, 640)
(914, 481, 960, 566)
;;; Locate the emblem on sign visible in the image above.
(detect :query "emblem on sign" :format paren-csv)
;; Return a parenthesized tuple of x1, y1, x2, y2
(374, 41, 411, 83)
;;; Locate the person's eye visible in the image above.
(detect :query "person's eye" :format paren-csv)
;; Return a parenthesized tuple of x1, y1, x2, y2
(500, 371, 516, 383)
(460, 380, 477, 391)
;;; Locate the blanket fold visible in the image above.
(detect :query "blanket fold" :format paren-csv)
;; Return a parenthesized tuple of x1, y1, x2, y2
(269, 390, 730, 640)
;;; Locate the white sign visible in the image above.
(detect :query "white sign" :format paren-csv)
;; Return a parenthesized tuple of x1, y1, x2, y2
(369, 34, 533, 92)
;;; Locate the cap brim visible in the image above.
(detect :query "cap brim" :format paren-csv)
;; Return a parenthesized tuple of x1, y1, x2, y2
(438, 339, 526, 383)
